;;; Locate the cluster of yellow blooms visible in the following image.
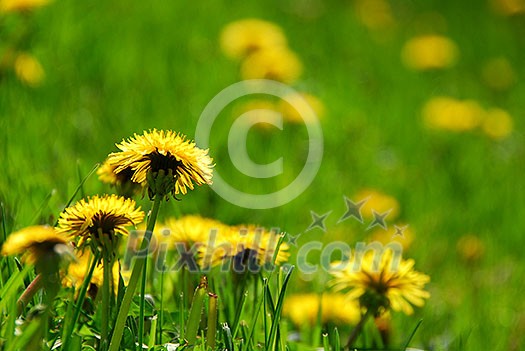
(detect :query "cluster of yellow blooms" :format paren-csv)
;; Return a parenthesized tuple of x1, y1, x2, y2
(423, 96, 514, 139)
(142, 214, 290, 272)
(219, 18, 324, 127)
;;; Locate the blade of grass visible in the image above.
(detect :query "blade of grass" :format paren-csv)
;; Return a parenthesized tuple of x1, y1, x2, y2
(186, 277, 208, 345)
(402, 319, 423, 350)
(265, 266, 294, 351)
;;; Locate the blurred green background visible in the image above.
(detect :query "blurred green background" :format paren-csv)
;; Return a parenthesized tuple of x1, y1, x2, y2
(1, 0, 524, 349)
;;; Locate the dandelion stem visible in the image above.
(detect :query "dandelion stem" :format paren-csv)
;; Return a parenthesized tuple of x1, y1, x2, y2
(108, 194, 162, 351)
(62, 250, 100, 350)
(345, 309, 373, 349)
(17, 273, 43, 313)
(101, 257, 111, 351)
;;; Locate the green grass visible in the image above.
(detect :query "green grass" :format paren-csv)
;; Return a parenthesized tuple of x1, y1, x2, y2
(1, 0, 525, 350)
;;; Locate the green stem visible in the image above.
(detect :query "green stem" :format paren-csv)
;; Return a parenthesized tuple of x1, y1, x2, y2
(17, 273, 43, 314)
(101, 257, 111, 351)
(62, 251, 100, 350)
(345, 309, 373, 349)
(207, 293, 218, 350)
(108, 194, 162, 351)
(186, 276, 208, 345)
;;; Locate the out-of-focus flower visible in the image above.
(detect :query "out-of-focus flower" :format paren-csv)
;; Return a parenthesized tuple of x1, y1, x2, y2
(0, 0, 50, 13)
(233, 99, 281, 131)
(422, 96, 483, 132)
(161, 215, 228, 249)
(97, 158, 142, 197)
(481, 57, 516, 91)
(199, 224, 289, 272)
(14, 53, 45, 87)
(64, 250, 103, 289)
(354, 189, 400, 221)
(1, 225, 72, 265)
(401, 35, 458, 71)
(481, 108, 513, 140)
(108, 129, 214, 198)
(370, 224, 413, 251)
(330, 250, 430, 315)
(278, 93, 325, 124)
(354, 0, 396, 31)
(220, 19, 288, 60)
(240, 47, 303, 84)
(490, 0, 525, 16)
(283, 293, 361, 326)
(457, 234, 485, 263)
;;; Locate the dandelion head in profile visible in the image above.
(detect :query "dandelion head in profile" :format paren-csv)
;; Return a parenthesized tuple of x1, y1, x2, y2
(107, 129, 214, 199)
(57, 194, 145, 256)
(1, 225, 73, 276)
(330, 249, 430, 315)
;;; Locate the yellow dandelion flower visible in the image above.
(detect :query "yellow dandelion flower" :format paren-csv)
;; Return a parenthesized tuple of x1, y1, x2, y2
(64, 250, 104, 289)
(283, 293, 361, 326)
(240, 47, 303, 84)
(456, 234, 485, 263)
(278, 93, 325, 124)
(1, 225, 71, 265)
(481, 57, 516, 91)
(108, 129, 213, 198)
(354, 0, 396, 31)
(370, 224, 413, 251)
(355, 189, 400, 221)
(220, 19, 288, 60)
(481, 108, 513, 140)
(422, 96, 484, 132)
(330, 249, 430, 315)
(57, 194, 144, 253)
(198, 224, 289, 271)
(163, 215, 227, 247)
(14, 53, 45, 87)
(0, 0, 49, 13)
(401, 35, 458, 71)
(97, 158, 142, 197)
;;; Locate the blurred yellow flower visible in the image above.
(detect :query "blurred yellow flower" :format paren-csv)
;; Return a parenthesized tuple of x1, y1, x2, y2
(283, 293, 361, 326)
(161, 215, 228, 248)
(355, 189, 400, 220)
(330, 249, 430, 315)
(370, 224, 413, 251)
(422, 96, 483, 132)
(481, 57, 516, 91)
(64, 250, 103, 289)
(354, 0, 396, 31)
(240, 47, 303, 84)
(490, 0, 525, 16)
(220, 19, 288, 60)
(278, 93, 325, 124)
(97, 158, 142, 197)
(199, 224, 289, 271)
(401, 35, 458, 70)
(456, 234, 485, 262)
(233, 99, 281, 131)
(1, 225, 71, 265)
(14, 53, 45, 87)
(0, 0, 49, 13)
(481, 108, 513, 140)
